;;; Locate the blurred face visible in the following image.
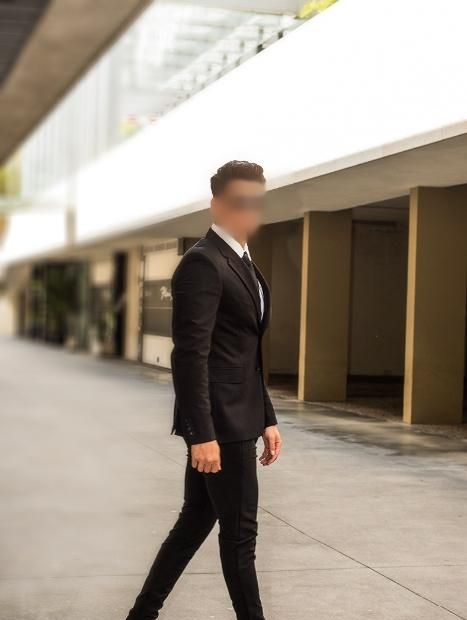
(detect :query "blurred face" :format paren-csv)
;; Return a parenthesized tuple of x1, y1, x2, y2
(210, 179, 266, 242)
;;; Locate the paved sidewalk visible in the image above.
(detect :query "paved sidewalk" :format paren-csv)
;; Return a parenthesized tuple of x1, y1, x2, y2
(1, 338, 467, 620)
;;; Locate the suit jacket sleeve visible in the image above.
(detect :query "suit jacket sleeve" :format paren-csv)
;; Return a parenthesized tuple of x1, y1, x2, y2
(263, 378, 277, 427)
(171, 251, 222, 445)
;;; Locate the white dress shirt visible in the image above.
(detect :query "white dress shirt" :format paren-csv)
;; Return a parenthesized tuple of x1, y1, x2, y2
(211, 223, 264, 320)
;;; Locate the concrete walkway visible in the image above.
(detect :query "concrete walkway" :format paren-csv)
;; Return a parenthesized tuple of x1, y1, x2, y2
(2, 338, 467, 620)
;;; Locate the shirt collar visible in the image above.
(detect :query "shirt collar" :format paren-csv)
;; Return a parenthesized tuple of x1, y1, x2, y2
(211, 223, 252, 260)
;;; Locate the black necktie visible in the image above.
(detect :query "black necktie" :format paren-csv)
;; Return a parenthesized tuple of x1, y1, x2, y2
(242, 252, 263, 320)
(242, 251, 257, 283)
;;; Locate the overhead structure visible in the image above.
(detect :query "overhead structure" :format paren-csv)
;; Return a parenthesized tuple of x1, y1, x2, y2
(0, 0, 153, 165)
(0, 0, 51, 87)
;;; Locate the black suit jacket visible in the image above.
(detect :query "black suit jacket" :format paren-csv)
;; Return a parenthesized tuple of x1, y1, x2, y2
(171, 227, 277, 445)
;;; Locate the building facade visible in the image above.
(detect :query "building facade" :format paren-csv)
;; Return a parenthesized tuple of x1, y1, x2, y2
(0, 0, 466, 425)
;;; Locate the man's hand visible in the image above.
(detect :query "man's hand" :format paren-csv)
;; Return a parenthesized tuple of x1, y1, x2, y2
(191, 440, 221, 473)
(259, 425, 282, 466)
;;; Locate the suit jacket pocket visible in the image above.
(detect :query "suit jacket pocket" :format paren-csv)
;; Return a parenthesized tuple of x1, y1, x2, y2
(208, 366, 244, 383)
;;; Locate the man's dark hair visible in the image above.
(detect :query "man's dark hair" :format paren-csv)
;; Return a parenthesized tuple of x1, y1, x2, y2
(210, 160, 265, 196)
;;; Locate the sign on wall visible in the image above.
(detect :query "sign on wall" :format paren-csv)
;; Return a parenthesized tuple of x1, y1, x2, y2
(142, 279, 173, 338)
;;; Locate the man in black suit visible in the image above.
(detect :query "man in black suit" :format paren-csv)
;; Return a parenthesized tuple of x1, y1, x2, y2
(126, 161, 282, 620)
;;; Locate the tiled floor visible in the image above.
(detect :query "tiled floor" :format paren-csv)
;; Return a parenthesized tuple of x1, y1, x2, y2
(2, 337, 467, 619)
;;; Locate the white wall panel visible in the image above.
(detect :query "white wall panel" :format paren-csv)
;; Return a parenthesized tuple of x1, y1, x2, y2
(144, 247, 180, 280)
(141, 245, 179, 368)
(142, 334, 173, 369)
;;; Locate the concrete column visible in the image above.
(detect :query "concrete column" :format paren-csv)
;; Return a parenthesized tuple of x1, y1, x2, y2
(124, 247, 142, 362)
(0, 292, 16, 336)
(0, 214, 7, 240)
(250, 224, 274, 382)
(298, 210, 352, 401)
(403, 186, 467, 425)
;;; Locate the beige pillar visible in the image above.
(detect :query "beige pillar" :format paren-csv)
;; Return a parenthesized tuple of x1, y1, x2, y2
(0, 292, 16, 336)
(250, 224, 274, 382)
(124, 247, 142, 361)
(0, 214, 6, 239)
(298, 210, 352, 401)
(403, 186, 467, 425)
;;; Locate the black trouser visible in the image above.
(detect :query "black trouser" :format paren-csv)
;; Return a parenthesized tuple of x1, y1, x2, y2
(126, 439, 264, 620)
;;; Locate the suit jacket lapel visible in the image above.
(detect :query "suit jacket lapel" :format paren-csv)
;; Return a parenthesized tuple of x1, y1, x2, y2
(227, 256, 262, 322)
(206, 228, 262, 324)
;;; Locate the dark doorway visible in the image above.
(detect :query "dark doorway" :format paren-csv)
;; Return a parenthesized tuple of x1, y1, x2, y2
(113, 252, 127, 358)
